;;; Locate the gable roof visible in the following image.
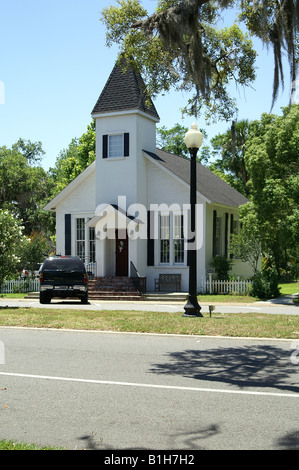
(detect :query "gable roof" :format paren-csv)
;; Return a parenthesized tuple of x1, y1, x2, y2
(45, 149, 248, 212)
(92, 58, 160, 121)
(44, 161, 96, 211)
(144, 149, 249, 208)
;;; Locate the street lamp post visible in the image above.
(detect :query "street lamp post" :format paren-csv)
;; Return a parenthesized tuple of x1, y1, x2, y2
(183, 123, 203, 318)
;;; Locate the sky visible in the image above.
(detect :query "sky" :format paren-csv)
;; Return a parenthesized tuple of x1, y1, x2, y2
(0, 0, 294, 171)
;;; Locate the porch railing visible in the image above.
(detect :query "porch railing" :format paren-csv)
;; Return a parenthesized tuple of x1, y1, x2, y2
(85, 261, 97, 279)
(130, 262, 146, 294)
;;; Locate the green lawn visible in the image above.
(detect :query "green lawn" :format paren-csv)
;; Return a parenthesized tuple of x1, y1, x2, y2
(0, 281, 298, 340)
(279, 281, 299, 295)
(0, 293, 27, 299)
(0, 306, 299, 339)
(0, 439, 61, 450)
(197, 294, 257, 303)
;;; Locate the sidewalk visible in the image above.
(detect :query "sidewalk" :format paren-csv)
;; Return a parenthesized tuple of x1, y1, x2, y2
(1, 294, 298, 316)
(256, 293, 299, 306)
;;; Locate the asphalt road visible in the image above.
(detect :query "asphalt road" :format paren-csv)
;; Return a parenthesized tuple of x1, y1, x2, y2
(0, 327, 299, 450)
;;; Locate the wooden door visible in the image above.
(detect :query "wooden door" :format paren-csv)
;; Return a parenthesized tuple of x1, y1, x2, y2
(115, 230, 128, 276)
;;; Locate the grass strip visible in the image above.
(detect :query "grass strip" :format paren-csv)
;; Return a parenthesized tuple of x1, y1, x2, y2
(0, 439, 61, 450)
(0, 307, 299, 339)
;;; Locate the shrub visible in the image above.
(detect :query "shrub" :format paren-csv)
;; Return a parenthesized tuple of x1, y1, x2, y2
(250, 270, 280, 299)
(209, 256, 233, 280)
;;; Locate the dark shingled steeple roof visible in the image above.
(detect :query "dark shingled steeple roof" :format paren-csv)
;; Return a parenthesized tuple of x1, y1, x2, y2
(92, 58, 160, 120)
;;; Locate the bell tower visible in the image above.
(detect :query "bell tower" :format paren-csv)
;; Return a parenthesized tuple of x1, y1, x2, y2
(91, 57, 160, 211)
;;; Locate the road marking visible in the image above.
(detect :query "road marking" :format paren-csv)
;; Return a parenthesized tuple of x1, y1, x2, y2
(0, 371, 298, 398)
(244, 306, 262, 311)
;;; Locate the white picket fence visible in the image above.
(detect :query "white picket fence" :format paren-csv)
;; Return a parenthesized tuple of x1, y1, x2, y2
(203, 278, 252, 295)
(1, 277, 252, 295)
(0, 279, 40, 294)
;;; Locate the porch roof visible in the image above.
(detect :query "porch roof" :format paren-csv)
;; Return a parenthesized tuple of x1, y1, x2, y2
(86, 204, 142, 229)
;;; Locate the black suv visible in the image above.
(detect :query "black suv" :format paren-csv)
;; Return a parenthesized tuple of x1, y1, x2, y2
(39, 256, 88, 304)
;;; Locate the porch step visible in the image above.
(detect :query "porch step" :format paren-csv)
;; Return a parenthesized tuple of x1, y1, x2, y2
(25, 292, 39, 298)
(88, 276, 144, 301)
(144, 292, 188, 302)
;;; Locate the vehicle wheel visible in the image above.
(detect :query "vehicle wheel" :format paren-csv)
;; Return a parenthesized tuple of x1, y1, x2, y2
(40, 292, 51, 304)
(81, 293, 88, 304)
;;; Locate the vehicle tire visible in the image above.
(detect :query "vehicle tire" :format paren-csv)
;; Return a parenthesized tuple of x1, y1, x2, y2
(81, 293, 88, 304)
(40, 292, 51, 304)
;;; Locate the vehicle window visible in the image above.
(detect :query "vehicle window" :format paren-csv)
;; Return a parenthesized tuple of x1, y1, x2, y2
(42, 258, 85, 271)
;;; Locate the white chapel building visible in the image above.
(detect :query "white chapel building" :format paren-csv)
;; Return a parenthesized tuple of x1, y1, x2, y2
(44, 59, 251, 292)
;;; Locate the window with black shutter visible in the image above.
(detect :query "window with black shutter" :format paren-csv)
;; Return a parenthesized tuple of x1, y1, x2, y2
(102, 133, 129, 158)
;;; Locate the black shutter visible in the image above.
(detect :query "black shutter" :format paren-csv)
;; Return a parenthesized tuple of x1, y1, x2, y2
(230, 214, 234, 258)
(212, 210, 217, 257)
(124, 133, 129, 157)
(102, 135, 108, 158)
(225, 212, 229, 257)
(65, 214, 71, 256)
(147, 211, 155, 266)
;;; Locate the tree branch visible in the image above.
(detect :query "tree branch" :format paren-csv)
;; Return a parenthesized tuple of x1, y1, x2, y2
(131, 0, 211, 32)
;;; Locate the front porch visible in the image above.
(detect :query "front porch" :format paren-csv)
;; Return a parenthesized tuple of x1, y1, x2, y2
(88, 275, 144, 301)
(87, 275, 188, 302)
(80, 205, 204, 298)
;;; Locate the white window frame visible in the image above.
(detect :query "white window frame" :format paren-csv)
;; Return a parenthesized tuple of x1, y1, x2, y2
(156, 212, 186, 266)
(108, 134, 124, 158)
(160, 214, 170, 264)
(173, 214, 184, 264)
(76, 218, 85, 261)
(89, 227, 96, 263)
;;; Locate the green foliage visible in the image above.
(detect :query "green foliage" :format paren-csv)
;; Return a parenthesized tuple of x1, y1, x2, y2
(0, 141, 54, 235)
(11, 138, 45, 165)
(49, 121, 95, 195)
(101, 0, 257, 122)
(21, 232, 52, 274)
(0, 439, 62, 450)
(209, 255, 233, 280)
(0, 123, 96, 276)
(212, 104, 298, 277)
(157, 123, 190, 158)
(101, 0, 298, 121)
(156, 123, 209, 161)
(0, 210, 27, 285)
(239, 0, 298, 107)
(210, 119, 250, 195)
(244, 104, 299, 276)
(250, 270, 280, 299)
(229, 202, 261, 273)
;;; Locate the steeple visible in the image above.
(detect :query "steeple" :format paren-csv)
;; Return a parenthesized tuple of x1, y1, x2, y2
(92, 57, 160, 121)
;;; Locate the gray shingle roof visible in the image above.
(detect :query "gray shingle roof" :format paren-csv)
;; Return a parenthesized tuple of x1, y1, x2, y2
(144, 149, 249, 208)
(92, 58, 160, 120)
